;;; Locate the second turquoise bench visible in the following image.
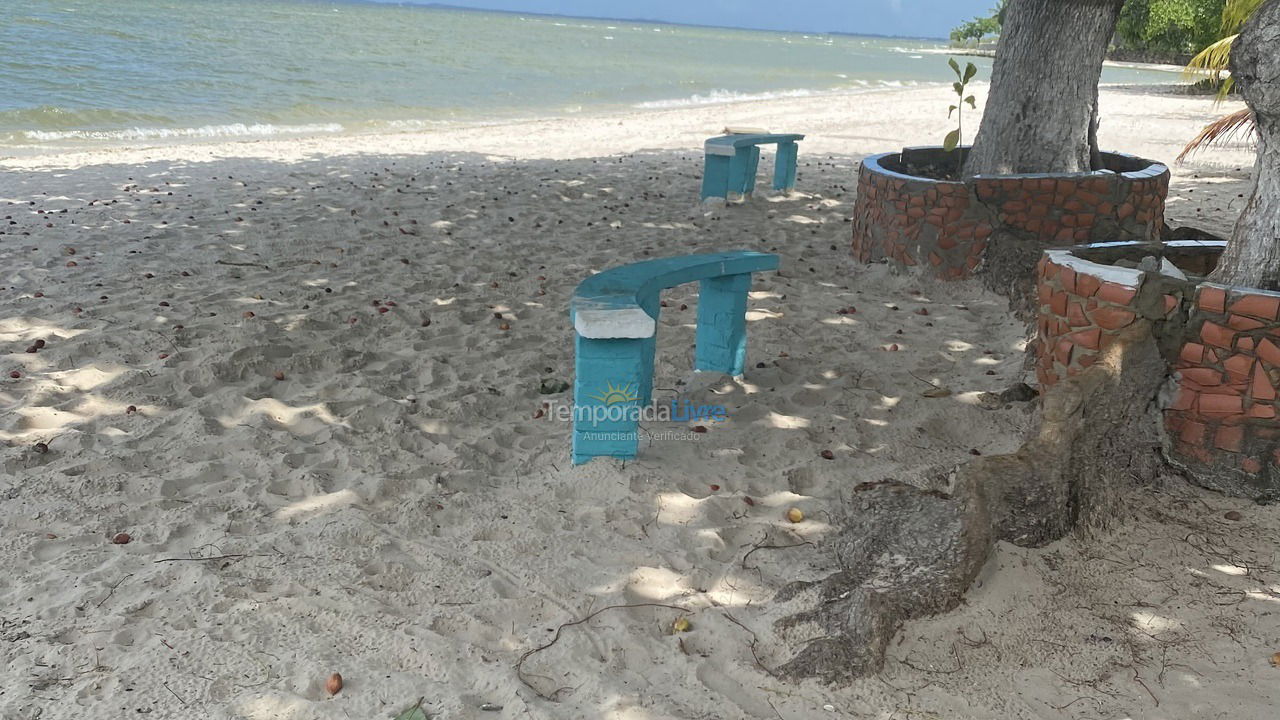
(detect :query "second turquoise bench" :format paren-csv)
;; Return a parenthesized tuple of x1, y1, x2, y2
(570, 251, 780, 464)
(700, 132, 804, 201)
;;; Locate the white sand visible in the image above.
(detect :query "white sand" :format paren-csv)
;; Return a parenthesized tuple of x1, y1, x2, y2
(2, 85, 1276, 719)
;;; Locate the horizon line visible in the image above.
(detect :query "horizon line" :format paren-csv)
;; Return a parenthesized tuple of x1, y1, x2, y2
(336, 0, 951, 42)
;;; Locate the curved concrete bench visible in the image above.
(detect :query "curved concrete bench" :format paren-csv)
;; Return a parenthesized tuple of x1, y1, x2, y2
(701, 133, 804, 201)
(570, 251, 780, 464)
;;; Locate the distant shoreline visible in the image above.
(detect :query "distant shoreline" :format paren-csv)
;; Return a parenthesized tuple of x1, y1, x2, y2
(926, 47, 1188, 75)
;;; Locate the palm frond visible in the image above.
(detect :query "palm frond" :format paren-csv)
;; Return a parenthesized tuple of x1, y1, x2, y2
(1222, 0, 1264, 34)
(1184, 34, 1237, 81)
(1177, 108, 1257, 163)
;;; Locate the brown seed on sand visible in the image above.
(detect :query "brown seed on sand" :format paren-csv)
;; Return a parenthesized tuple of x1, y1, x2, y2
(112, 532, 131, 545)
(786, 508, 805, 523)
(8, 371, 20, 379)
(421, 318, 432, 327)
(242, 311, 255, 319)
(692, 426, 707, 433)
(34, 339, 46, 349)
(34, 442, 49, 454)
(498, 322, 510, 331)
(126, 405, 137, 414)
(820, 449, 834, 460)
(326, 672, 343, 696)
(273, 371, 285, 381)
(1224, 510, 1243, 521)
(377, 306, 389, 314)
(25, 345, 37, 353)
(743, 496, 756, 506)
(65, 261, 77, 267)
(709, 484, 720, 491)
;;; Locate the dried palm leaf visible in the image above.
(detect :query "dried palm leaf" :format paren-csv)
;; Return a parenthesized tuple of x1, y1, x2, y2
(1177, 108, 1257, 163)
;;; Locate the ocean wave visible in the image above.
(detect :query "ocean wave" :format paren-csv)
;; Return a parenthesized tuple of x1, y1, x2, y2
(632, 82, 916, 109)
(19, 122, 346, 142)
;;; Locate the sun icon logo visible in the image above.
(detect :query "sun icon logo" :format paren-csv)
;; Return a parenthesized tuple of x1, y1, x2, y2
(590, 381, 639, 405)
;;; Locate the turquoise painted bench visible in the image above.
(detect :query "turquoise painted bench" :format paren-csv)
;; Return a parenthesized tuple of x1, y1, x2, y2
(700, 133, 804, 201)
(570, 251, 780, 464)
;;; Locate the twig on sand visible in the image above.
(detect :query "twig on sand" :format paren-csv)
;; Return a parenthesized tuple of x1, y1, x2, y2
(153, 554, 251, 564)
(163, 682, 188, 706)
(741, 539, 814, 571)
(215, 260, 270, 269)
(96, 573, 134, 608)
(515, 602, 689, 700)
(722, 610, 777, 678)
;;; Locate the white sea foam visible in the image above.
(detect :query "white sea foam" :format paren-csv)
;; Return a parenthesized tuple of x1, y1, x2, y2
(22, 122, 345, 142)
(632, 81, 930, 110)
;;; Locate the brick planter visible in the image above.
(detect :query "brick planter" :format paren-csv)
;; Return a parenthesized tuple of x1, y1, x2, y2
(1033, 239, 1280, 500)
(852, 146, 1170, 280)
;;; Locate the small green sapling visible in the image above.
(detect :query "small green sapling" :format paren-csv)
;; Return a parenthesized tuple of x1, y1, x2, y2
(945, 59, 979, 174)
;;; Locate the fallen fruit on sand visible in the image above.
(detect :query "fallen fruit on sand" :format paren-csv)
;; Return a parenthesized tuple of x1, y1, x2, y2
(820, 450, 834, 460)
(111, 533, 131, 545)
(326, 672, 344, 696)
(786, 508, 805, 523)
(672, 617, 691, 633)
(8, 371, 20, 379)
(709, 484, 720, 491)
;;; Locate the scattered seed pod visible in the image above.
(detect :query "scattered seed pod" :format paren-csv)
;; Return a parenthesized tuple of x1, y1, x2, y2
(671, 617, 691, 633)
(126, 405, 138, 414)
(326, 672, 344, 696)
(533, 409, 544, 419)
(709, 484, 720, 491)
(158, 353, 169, 360)
(820, 450, 834, 460)
(498, 322, 510, 331)
(915, 308, 929, 316)
(65, 261, 77, 267)
(242, 311, 255, 319)
(692, 425, 707, 433)
(1270, 652, 1280, 667)
(34, 339, 45, 349)
(786, 508, 805, 523)
(111, 532, 132, 545)
(25, 345, 37, 353)
(743, 496, 756, 506)
(421, 318, 432, 327)
(1224, 510, 1243, 521)
(377, 306, 389, 314)
(273, 371, 285, 381)
(34, 442, 49, 454)
(969, 448, 983, 456)
(8, 371, 20, 379)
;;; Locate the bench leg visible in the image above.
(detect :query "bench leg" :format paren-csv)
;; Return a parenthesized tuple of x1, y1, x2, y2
(695, 272, 753, 376)
(773, 141, 798, 193)
(728, 147, 759, 201)
(572, 334, 651, 464)
(700, 153, 731, 200)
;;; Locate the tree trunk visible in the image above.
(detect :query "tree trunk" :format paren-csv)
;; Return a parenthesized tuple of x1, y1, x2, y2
(964, 0, 1124, 176)
(1208, 0, 1280, 290)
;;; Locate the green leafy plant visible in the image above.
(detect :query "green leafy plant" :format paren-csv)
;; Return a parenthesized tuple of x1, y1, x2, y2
(944, 59, 979, 174)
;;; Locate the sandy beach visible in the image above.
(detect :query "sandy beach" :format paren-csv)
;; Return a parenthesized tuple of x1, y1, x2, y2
(2, 84, 1277, 719)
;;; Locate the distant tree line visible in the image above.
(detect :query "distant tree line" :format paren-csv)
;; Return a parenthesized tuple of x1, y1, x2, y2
(949, 0, 1233, 63)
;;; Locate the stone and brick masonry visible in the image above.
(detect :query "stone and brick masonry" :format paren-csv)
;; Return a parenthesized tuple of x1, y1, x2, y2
(851, 147, 1169, 279)
(1034, 240, 1280, 500)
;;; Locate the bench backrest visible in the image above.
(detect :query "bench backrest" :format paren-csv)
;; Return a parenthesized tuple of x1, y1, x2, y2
(571, 251, 780, 338)
(704, 133, 805, 156)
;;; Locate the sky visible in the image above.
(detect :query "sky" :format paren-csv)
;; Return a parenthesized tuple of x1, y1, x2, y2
(397, 1, 997, 39)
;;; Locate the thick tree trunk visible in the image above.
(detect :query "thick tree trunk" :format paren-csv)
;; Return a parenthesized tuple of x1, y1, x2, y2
(964, 0, 1124, 176)
(1208, 1, 1280, 290)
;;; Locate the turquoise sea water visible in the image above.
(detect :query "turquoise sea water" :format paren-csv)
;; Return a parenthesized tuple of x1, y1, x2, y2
(0, 0, 1181, 148)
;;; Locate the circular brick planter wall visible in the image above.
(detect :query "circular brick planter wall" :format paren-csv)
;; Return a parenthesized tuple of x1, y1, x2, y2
(1033, 240, 1280, 500)
(851, 146, 1170, 280)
